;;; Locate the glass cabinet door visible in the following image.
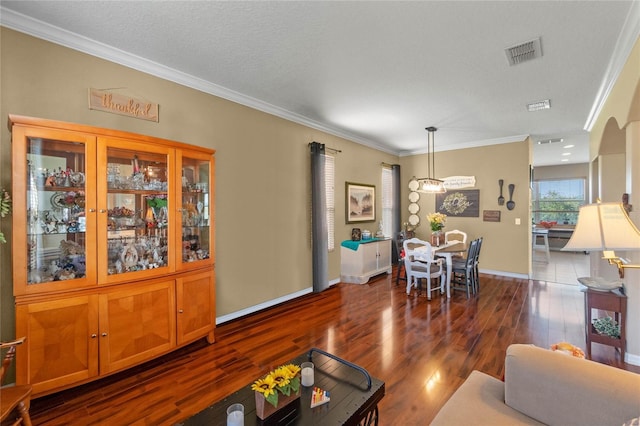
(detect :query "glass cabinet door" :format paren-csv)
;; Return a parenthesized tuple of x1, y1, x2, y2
(11, 127, 97, 293)
(98, 139, 174, 283)
(178, 152, 213, 269)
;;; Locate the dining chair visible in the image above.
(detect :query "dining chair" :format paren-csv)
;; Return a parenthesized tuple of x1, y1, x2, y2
(473, 237, 483, 293)
(1, 337, 32, 426)
(403, 238, 445, 299)
(394, 232, 407, 286)
(444, 229, 468, 257)
(444, 229, 467, 244)
(450, 239, 480, 298)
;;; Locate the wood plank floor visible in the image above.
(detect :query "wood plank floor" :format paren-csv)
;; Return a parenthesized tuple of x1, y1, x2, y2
(28, 269, 639, 425)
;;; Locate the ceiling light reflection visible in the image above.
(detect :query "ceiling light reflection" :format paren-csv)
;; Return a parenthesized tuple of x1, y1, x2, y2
(381, 307, 393, 369)
(425, 370, 442, 393)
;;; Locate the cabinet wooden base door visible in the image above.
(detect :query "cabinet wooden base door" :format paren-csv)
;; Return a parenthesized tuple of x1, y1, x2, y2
(177, 271, 215, 345)
(16, 296, 99, 395)
(99, 281, 176, 374)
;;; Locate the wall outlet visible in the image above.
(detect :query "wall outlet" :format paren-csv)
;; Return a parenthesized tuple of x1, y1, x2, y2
(515, 218, 521, 225)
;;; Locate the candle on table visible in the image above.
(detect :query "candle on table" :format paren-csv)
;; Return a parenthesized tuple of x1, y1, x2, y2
(301, 361, 314, 387)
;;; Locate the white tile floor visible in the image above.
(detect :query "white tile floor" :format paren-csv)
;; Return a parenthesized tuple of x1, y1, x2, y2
(532, 250, 590, 285)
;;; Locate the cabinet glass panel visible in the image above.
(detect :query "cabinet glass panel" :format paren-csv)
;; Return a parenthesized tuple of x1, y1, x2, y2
(25, 138, 87, 284)
(181, 157, 211, 263)
(106, 148, 169, 275)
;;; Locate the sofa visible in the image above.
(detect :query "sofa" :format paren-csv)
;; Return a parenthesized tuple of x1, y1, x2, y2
(431, 344, 640, 426)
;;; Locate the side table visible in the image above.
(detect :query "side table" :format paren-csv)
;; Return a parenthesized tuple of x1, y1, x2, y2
(583, 287, 627, 360)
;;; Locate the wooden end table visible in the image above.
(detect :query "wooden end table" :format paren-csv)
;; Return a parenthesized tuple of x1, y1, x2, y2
(583, 286, 627, 360)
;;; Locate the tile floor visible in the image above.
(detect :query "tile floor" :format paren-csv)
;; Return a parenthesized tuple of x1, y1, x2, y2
(532, 249, 590, 285)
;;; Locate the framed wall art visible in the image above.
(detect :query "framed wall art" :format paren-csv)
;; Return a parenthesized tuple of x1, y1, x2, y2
(346, 182, 375, 223)
(436, 189, 480, 217)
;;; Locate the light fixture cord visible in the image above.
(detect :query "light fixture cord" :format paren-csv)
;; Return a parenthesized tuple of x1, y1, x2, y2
(426, 127, 437, 179)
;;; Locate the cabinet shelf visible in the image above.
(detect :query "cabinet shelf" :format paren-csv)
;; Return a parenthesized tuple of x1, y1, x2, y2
(27, 231, 85, 236)
(30, 185, 84, 192)
(107, 188, 168, 195)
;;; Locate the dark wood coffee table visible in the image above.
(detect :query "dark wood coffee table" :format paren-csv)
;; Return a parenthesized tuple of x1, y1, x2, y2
(179, 348, 385, 425)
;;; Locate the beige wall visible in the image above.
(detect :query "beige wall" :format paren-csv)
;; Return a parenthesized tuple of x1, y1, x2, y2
(533, 163, 588, 181)
(0, 28, 400, 338)
(598, 153, 626, 202)
(0, 28, 533, 343)
(399, 140, 532, 275)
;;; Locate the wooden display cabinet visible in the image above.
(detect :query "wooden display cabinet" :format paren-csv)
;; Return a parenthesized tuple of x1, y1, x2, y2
(10, 115, 215, 396)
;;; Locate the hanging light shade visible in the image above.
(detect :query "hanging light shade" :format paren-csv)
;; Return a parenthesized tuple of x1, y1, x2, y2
(417, 126, 446, 193)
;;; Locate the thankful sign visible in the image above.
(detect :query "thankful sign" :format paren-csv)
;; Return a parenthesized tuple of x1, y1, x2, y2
(88, 88, 159, 122)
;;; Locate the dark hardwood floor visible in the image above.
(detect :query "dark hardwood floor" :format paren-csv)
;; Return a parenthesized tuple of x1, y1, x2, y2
(28, 268, 639, 425)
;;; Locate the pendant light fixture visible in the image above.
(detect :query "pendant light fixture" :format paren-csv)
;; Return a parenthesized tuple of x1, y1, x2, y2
(417, 126, 446, 193)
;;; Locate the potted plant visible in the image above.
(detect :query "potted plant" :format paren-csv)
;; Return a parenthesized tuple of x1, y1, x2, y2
(426, 212, 447, 246)
(251, 363, 301, 420)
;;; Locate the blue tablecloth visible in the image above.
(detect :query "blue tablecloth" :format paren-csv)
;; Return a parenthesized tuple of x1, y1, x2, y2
(341, 238, 385, 251)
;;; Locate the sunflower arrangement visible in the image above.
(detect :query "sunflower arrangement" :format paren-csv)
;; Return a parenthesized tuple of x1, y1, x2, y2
(426, 212, 447, 232)
(251, 364, 301, 408)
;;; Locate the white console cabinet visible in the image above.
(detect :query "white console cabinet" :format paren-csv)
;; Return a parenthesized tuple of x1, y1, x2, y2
(340, 239, 392, 284)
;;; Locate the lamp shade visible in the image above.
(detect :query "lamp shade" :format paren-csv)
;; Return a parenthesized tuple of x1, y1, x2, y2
(562, 202, 640, 251)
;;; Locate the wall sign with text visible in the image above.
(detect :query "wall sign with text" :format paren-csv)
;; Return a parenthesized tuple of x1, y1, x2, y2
(88, 88, 159, 122)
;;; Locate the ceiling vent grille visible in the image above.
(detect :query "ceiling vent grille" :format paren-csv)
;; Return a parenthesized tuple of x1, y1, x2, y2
(505, 37, 542, 66)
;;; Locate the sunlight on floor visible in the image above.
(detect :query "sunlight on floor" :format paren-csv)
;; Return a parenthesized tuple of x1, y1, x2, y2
(532, 250, 590, 285)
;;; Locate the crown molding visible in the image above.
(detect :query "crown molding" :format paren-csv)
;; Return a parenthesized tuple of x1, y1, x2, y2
(398, 134, 530, 157)
(0, 7, 397, 155)
(584, 0, 640, 131)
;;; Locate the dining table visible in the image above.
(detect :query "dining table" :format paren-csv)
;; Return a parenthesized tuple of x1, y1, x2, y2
(435, 241, 468, 298)
(414, 241, 468, 298)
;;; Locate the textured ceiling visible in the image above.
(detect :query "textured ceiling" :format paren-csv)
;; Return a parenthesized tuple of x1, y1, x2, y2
(2, 1, 639, 166)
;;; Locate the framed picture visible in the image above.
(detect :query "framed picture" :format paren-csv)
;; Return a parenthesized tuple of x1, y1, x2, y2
(346, 182, 375, 223)
(436, 189, 480, 217)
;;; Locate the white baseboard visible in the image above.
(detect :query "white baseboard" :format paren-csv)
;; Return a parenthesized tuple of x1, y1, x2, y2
(216, 287, 313, 324)
(625, 352, 640, 366)
(216, 278, 340, 325)
(479, 268, 529, 280)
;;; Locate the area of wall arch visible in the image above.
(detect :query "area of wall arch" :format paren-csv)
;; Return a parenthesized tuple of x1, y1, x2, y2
(588, 36, 640, 365)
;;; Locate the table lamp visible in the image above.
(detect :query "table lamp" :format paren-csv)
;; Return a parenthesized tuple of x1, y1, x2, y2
(563, 202, 640, 278)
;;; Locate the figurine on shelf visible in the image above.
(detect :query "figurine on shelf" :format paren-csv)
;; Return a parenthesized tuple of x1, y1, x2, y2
(56, 263, 76, 281)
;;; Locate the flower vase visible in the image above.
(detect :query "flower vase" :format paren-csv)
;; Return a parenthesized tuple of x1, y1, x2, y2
(255, 387, 301, 421)
(431, 231, 443, 247)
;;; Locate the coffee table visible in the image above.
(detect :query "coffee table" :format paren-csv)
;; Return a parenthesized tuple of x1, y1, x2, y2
(179, 348, 385, 425)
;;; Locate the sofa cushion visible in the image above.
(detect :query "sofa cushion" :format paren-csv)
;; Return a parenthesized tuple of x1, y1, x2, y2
(431, 370, 543, 426)
(505, 344, 640, 426)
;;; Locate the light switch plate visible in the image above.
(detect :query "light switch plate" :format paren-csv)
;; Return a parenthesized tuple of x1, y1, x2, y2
(515, 218, 521, 225)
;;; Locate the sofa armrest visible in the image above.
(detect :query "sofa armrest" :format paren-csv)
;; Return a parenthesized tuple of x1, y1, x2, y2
(431, 370, 543, 426)
(505, 344, 640, 426)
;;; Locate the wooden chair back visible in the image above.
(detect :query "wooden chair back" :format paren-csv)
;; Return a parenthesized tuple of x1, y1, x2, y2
(1, 337, 33, 426)
(445, 229, 467, 244)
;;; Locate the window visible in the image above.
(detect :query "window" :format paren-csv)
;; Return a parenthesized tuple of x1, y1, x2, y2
(381, 166, 392, 237)
(532, 178, 586, 225)
(325, 154, 335, 251)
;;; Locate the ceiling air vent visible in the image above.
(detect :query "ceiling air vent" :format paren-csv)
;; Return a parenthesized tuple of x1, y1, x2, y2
(505, 37, 542, 66)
